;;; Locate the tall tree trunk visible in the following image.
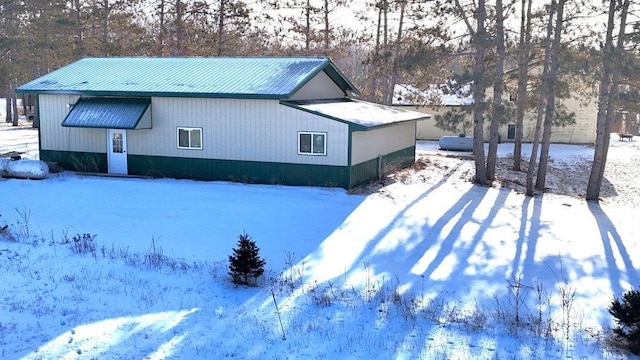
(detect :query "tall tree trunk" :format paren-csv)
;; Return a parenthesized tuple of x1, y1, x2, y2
(5, 90, 12, 123)
(305, 0, 311, 54)
(383, 0, 388, 47)
(513, 0, 533, 171)
(74, 0, 82, 37)
(526, 0, 556, 197)
(536, 0, 565, 191)
(486, 0, 505, 181)
(323, 0, 329, 55)
(11, 86, 18, 127)
(74, 0, 82, 28)
(453, 0, 487, 184)
(175, 0, 184, 55)
(586, 0, 630, 200)
(157, 0, 166, 55)
(102, 0, 109, 55)
(381, 0, 390, 104)
(217, 0, 225, 55)
(72, 0, 84, 55)
(472, 0, 487, 184)
(385, 0, 405, 105)
(368, 4, 383, 102)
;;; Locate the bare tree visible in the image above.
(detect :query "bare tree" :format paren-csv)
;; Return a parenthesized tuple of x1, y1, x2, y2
(322, 0, 329, 54)
(0, 0, 21, 124)
(217, 0, 225, 55)
(157, 0, 167, 54)
(384, 0, 406, 105)
(102, 0, 110, 55)
(366, 0, 387, 102)
(175, 0, 185, 55)
(278, 0, 320, 54)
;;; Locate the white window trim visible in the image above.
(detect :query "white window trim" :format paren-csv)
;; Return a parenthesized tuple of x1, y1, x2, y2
(177, 127, 203, 150)
(298, 131, 327, 156)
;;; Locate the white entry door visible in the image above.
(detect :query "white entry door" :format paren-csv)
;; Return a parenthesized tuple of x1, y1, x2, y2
(107, 129, 128, 174)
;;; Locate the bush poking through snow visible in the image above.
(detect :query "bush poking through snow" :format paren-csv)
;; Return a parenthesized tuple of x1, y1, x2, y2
(0, 214, 7, 233)
(145, 237, 169, 269)
(228, 231, 266, 286)
(69, 233, 97, 254)
(609, 288, 640, 354)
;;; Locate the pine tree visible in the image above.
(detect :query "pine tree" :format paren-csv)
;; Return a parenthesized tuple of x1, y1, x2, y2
(609, 288, 640, 354)
(228, 232, 266, 286)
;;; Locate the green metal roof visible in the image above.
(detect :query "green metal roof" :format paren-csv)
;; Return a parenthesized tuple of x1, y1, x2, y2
(281, 99, 430, 130)
(62, 97, 150, 129)
(16, 57, 359, 99)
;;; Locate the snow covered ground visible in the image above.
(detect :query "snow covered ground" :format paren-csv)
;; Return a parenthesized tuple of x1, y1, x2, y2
(1, 121, 639, 359)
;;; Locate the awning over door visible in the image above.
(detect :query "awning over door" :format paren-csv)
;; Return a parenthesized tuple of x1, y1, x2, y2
(62, 97, 151, 129)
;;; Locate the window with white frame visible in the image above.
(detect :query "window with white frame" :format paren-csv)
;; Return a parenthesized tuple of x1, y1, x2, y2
(177, 127, 203, 149)
(298, 132, 326, 155)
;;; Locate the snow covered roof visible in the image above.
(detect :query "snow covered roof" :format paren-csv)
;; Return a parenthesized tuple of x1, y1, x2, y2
(392, 83, 473, 106)
(282, 99, 430, 129)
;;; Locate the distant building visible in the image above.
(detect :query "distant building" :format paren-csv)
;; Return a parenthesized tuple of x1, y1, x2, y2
(393, 77, 598, 144)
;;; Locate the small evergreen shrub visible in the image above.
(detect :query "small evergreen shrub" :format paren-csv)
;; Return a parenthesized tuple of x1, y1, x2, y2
(228, 232, 266, 286)
(609, 288, 640, 354)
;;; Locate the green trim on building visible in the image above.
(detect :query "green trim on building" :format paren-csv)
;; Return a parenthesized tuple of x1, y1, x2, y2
(349, 146, 415, 188)
(38, 147, 414, 189)
(128, 155, 351, 188)
(40, 150, 107, 173)
(20, 90, 296, 99)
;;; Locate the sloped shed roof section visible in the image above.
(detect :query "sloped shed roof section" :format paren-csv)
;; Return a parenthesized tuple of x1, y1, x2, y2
(16, 57, 359, 99)
(62, 97, 151, 129)
(282, 99, 430, 130)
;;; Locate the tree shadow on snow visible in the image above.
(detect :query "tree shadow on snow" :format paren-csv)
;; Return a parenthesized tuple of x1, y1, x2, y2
(587, 201, 639, 296)
(269, 184, 535, 358)
(511, 195, 544, 280)
(310, 182, 512, 302)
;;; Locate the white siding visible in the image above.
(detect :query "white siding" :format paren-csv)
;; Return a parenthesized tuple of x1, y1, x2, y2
(410, 106, 468, 140)
(288, 71, 346, 100)
(546, 96, 597, 144)
(135, 107, 152, 129)
(39, 94, 106, 153)
(127, 97, 350, 166)
(410, 98, 597, 144)
(351, 122, 416, 164)
(486, 75, 597, 144)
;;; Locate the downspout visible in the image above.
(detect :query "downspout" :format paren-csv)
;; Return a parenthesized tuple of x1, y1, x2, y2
(35, 95, 42, 157)
(347, 125, 353, 188)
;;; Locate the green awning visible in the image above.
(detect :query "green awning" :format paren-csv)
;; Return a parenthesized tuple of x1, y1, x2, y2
(62, 97, 151, 129)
